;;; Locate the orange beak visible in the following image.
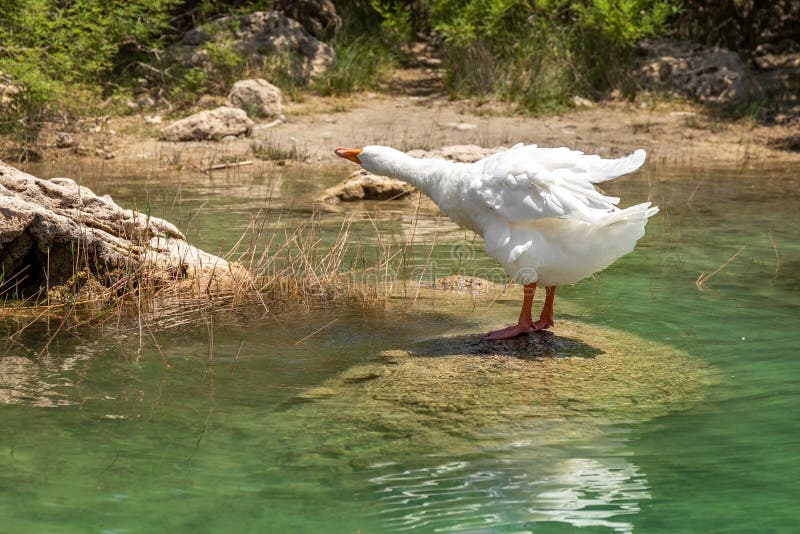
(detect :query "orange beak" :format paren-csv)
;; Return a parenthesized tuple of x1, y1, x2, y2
(335, 147, 363, 164)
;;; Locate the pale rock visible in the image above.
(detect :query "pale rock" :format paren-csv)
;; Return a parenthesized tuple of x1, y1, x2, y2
(161, 106, 253, 142)
(172, 11, 336, 83)
(0, 162, 248, 297)
(228, 78, 283, 119)
(55, 132, 75, 149)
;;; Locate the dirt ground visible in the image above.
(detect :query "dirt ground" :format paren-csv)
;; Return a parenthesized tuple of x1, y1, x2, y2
(15, 67, 800, 171)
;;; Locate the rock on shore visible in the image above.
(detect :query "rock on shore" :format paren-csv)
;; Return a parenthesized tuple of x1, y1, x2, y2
(228, 79, 283, 120)
(638, 39, 759, 104)
(0, 161, 247, 300)
(162, 106, 253, 142)
(171, 11, 336, 83)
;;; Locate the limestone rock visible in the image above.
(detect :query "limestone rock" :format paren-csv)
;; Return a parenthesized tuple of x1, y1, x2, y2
(228, 79, 283, 119)
(317, 169, 417, 202)
(0, 161, 247, 298)
(173, 11, 336, 83)
(319, 145, 506, 202)
(274, 0, 341, 38)
(162, 106, 253, 142)
(637, 39, 759, 104)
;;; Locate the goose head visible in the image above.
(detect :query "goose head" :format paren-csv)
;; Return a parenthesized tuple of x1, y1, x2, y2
(335, 146, 411, 177)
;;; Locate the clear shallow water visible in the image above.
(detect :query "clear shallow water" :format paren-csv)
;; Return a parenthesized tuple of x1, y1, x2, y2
(1, 162, 799, 532)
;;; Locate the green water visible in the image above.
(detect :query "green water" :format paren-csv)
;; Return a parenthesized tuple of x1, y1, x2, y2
(1, 162, 799, 533)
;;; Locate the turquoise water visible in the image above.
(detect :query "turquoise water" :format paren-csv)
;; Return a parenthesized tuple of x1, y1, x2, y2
(1, 162, 799, 532)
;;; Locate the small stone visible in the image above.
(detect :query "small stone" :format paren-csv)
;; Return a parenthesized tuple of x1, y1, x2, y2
(55, 132, 75, 148)
(443, 121, 478, 131)
(572, 95, 594, 108)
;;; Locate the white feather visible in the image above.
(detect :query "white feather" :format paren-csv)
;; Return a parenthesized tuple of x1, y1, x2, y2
(355, 144, 657, 286)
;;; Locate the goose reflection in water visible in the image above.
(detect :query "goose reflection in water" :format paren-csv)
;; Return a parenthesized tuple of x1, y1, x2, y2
(369, 454, 649, 533)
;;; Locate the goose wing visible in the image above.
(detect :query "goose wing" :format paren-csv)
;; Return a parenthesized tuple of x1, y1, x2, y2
(468, 144, 647, 222)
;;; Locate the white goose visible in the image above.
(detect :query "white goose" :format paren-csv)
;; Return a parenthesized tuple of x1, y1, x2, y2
(335, 144, 658, 340)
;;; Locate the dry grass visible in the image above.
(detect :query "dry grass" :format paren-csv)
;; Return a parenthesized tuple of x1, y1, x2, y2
(1, 207, 407, 356)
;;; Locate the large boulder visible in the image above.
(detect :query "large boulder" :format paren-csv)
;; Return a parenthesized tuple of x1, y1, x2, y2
(318, 145, 506, 202)
(637, 39, 759, 104)
(228, 78, 282, 119)
(162, 106, 253, 142)
(0, 161, 247, 299)
(173, 11, 336, 83)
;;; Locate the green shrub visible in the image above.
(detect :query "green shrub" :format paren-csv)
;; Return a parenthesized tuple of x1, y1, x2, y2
(372, 0, 680, 111)
(0, 0, 182, 135)
(315, 34, 397, 95)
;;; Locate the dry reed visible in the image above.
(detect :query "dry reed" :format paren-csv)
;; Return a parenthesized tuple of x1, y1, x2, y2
(1, 206, 406, 356)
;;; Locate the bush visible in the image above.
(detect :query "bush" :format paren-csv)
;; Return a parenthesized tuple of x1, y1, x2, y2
(371, 0, 680, 111)
(0, 0, 183, 137)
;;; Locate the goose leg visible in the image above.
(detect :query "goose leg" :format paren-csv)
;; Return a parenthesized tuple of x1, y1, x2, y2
(486, 283, 536, 340)
(533, 286, 556, 331)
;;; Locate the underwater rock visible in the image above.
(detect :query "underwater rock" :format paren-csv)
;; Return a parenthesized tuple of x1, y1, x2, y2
(431, 275, 497, 292)
(0, 161, 249, 299)
(283, 321, 716, 467)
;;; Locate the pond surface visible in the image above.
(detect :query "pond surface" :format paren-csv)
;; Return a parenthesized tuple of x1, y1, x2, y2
(1, 160, 799, 533)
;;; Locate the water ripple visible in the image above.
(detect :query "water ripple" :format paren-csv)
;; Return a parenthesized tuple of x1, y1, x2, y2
(369, 456, 650, 533)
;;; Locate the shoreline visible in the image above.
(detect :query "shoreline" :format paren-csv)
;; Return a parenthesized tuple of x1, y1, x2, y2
(6, 92, 800, 174)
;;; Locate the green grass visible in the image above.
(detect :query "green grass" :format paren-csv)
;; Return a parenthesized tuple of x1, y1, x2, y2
(314, 35, 396, 96)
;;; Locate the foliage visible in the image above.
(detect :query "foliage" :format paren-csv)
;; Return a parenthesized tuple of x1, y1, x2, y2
(1, 0, 790, 134)
(0, 0, 183, 137)
(315, 35, 396, 95)
(371, 0, 680, 111)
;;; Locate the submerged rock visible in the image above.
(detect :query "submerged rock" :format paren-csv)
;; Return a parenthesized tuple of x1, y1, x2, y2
(319, 145, 506, 202)
(0, 161, 248, 299)
(431, 275, 497, 292)
(282, 320, 716, 468)
(162, 106, 253, 142)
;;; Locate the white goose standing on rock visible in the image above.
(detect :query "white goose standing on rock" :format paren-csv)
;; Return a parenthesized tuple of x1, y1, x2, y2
(335, 144, 658, 340)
